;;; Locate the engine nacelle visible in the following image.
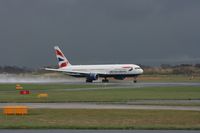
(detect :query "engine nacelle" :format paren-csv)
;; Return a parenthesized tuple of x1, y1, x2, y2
(87, 73, 98, 80)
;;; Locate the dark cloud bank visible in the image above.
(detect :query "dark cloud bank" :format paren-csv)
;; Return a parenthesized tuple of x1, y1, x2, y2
(0, 0, 200, 68)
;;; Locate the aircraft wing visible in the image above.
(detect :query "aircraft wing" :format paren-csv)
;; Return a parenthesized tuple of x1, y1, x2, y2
(45, 68, 108, 76)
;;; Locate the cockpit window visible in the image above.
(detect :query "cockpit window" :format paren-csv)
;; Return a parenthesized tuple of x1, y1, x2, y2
(135, 67, 141, 69)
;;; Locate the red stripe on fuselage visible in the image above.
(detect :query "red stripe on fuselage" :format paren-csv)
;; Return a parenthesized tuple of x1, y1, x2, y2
(122, 66, 132, 68)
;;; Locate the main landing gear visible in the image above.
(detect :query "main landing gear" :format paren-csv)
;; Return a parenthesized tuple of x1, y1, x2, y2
(102, 77, 109, 83)
(133, 77, 137, 83)
(86, 79, 93, 83)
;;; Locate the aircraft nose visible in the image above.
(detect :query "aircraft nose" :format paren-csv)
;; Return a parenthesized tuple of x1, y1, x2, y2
(140, 68, 144, 74)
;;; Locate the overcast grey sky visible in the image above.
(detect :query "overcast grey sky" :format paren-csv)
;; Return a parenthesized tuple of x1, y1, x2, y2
(0, 0, 200, 68)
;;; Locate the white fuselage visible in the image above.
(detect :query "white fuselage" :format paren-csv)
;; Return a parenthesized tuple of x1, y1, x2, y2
(63, 64, 143, 77)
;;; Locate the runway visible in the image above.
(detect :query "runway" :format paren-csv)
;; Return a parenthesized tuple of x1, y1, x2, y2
(1, 103, 200, 111)
(59, 82, 200, 91)
(1, 73, 200, 88)
(64, 81, 200, 87)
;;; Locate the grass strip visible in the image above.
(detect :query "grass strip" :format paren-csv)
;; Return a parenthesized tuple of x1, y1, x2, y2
(0, 85, 199, 103)
(0, 109, 200, 129)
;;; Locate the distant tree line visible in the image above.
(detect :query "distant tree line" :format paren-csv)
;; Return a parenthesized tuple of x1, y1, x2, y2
(0, 66, 32, 74)
(141, 64, 200, 76)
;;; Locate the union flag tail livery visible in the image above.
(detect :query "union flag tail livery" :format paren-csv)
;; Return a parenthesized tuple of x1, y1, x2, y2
(54, 46, 71, 68)
(46, 46, 143, 83)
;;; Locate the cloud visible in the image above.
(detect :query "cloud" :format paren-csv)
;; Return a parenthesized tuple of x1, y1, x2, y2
(0, 0, 199, 67)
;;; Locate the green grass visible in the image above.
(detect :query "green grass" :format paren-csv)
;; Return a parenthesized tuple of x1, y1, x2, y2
(0, 84, 200, 103)
(0, 84, 100, 91)
(0, 109, 200, 129)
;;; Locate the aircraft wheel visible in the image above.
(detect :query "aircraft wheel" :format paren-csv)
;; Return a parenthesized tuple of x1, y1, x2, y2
(86, 79, 93, 83)
(102, 78, 109, 83)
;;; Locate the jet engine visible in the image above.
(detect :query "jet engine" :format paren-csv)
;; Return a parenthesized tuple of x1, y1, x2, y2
(87, 73, 99, 80)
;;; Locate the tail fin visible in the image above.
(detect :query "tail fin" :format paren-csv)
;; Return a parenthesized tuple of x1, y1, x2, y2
(54, 46, 71, 69)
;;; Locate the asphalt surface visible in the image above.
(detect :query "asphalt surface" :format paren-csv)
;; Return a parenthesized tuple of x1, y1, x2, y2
(1, 103, 200, 111)
(46, 82, 200, 92)
(0, 130, 199, 133)
(63, 81, 200, 87)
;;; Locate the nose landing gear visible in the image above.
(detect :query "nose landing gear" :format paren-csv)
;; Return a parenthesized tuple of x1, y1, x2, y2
(133, 77, 137, 83)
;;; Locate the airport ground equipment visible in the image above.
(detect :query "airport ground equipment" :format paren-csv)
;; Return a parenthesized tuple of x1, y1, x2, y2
(20, 90, 30, 95)
(16, 84, 23, 90)
(37, 93, 48, 98)
(3, 106, 28, 115)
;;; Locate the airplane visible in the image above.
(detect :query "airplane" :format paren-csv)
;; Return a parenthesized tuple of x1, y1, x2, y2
(45, 46, 143, 83)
